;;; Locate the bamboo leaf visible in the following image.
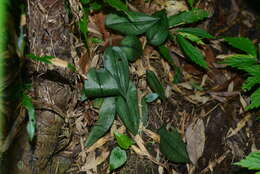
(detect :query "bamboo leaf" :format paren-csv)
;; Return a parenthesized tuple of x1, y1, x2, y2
(146, 10, 169, 46)
(116, 81, 140, 135)
(159, 127, 189, 163)
(146, 70, 166, 101)
(168, 9, 208, 28)
(105, 12, 159, 35)
(85, 97, 116, 147)
(109, 147, 127, 171)
(176, 34, 208, 69)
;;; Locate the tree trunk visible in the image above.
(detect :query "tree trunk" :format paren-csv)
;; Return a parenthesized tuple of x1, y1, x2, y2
(14, 0, 81, 173)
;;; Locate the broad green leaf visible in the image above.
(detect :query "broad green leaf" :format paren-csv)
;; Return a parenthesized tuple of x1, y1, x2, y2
(85, 97, 116, 147)
(144, 93, 159, 103)
(105, 12, 159, 35)
(116, 81, 140, 135)
(246, 88, 260, 110)
(146, 70, 166, 101)
(109, 147, 127, 171)
(177, 27, 214, 39)
(242, 76, 260, 91)
(104, 0, 128, 11)
(176, 34, 208, 69)
(168, 9, 208, 28)
(146, 10, 169, 46)
(178, 32, 204, 45)
(26, 54, 54, 64)
(22, 94, 36, 141)
(114, 132, 134, 149)
(119, 36, 142, 62)
(159, 127, 189, 163)
(104, 46, 129, 95)
(84, 68, 120, 97)
(220, 54, 257, 70)
(224, 37, 257, 57)
(140, 97, 149, 127)
(234, 151, 260, 170)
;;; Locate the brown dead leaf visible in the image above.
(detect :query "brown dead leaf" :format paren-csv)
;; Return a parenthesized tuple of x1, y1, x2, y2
(185, 119, 205, 164)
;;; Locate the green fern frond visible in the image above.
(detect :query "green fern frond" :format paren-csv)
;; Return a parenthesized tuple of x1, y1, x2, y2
(242, 76, 260, 91)
(241, 65, 260, 76)
(224, 37, 257, 57)
(246, 88, 260, 110)
(220, 54, 257, 69)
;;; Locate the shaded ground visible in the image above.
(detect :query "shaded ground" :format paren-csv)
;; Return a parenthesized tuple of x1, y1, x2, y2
(2, 0, 260, 174)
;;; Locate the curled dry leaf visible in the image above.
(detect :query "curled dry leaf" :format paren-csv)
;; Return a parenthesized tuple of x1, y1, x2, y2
(185, 119, 205, 164)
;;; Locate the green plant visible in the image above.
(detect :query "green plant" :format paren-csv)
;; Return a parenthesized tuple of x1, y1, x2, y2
(234, 151, 260, 174)
(81, 0, 214, 169)
(221, 37, 260, 110)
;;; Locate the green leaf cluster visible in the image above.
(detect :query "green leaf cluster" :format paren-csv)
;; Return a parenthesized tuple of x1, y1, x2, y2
(84, 35, 142, 142)
(83, 1, 213, 168)
(109, 132, 133, 171)
(105, 3, 211, 70)
(221, 37, 260, 110)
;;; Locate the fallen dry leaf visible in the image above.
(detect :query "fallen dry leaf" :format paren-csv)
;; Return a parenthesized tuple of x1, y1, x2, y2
(185, 119, 205, 164)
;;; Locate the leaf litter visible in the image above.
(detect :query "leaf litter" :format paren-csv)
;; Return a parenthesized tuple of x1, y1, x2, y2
(11, 0, 260, 173)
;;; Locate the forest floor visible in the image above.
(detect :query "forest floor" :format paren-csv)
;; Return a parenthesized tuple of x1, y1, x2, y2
(3, 0, 260, 174)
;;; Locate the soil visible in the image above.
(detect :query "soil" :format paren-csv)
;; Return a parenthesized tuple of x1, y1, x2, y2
(2, 0, 260, 174)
